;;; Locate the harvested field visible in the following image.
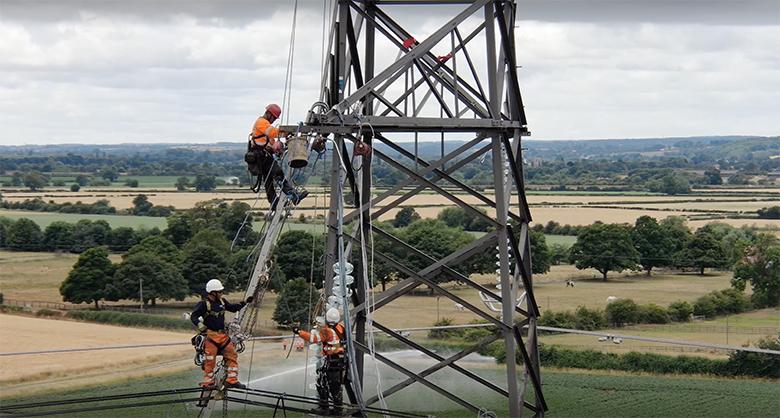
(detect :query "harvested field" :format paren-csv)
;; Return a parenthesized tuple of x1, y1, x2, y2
(0, 314, 191, 384)
(619, 200, 780, 212)
(0, 251, 122, 303)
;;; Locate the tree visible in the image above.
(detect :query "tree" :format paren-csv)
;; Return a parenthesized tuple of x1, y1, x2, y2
(71, 219, 111, 253)
(23, 171, 47, 191)
(396, 220, 488, 293)
(75, 174, 90, 186)
(273, 230, 325, 288)
(101, 167, 119, 182)
(675, 229, 728, 275)
(0, 217, 12, 248)
(125, 236, 181, 266)
(659, 216, 691, 263)
(272, 278, 316, 326)
(163, 213, 194, 247)
(109, 253, 187, 306)
(757, 206, 780, 219)
(529, 229, 551, 275)
(44, 221, 75, 251)
(393, 207, 420, 228)
(733, 235, 780, 307)
(605, 298, 639, 326)
(70, 183, 80, 192)
(175, 176, 190, 191)
(668, 300, 693, 321)
(180, 229, 231, 295)
(107, 227, 138, 252)
(437, 206, 492, 232)
(631, 216, 674, 275)
(11, 173, 23, 186)
(132, 194, 153, 216)
(60, 247, 114, 309)
(6, 218, 43, 251)
(704, 168, 723, 185)
(193, 174, 217, 192)
(549, 243, 570, 265)
(125, 179, 139, 188)
(569, 223, 639, 280)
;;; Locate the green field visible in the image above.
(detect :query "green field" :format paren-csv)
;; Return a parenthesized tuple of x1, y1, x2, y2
(2, 367, 776, 417)
(0, 210, 167, 229)
(544, 234, 576, 247)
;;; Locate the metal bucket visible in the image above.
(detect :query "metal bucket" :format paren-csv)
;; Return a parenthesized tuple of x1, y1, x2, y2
(287, 136, 309, 168)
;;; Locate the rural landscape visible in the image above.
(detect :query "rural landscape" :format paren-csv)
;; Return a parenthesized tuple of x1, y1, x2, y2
(1, 135, 778, 416)
(1, 0, 778, 417)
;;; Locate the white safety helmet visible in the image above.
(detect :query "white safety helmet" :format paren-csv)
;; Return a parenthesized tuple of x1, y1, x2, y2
(325, 307, 341, 324)
(206, 279, 224, 293)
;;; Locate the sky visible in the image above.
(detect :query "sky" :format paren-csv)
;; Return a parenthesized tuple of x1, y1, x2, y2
(0, 0, 778, 145)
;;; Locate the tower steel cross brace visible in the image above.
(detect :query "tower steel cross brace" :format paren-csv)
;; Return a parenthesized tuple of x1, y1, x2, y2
(285, 0, 545, 416)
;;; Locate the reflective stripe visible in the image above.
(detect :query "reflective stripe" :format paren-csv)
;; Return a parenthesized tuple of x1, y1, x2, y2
(264, 126, 274, 136)
(206, 356, 215, 360)
(207, 373, 214, 376)
(227, 367, 239, 371)
(309, 334, 317, 343)
(227, 373, 238, 377)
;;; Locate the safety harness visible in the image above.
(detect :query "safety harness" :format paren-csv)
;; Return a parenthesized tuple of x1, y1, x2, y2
(191, 298, 233, 368)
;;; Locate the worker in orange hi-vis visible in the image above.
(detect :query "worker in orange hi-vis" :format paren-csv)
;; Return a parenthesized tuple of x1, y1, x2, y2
(293, 308, 350, 415)
(244, 103, 307, 208)
(190, 279, 253, 389)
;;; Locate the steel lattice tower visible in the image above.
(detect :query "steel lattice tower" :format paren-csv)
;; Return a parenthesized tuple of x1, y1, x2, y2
(286, 1, 546, 416)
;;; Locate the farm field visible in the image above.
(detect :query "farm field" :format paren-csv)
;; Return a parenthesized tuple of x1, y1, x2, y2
(0, 209, 167, 229)
(539, 308, 780, 359)
(0, 251, 122, 303)
(0, 314, 192, 387)
(0, 249, 734, 315)
(2, 356, 777, 418)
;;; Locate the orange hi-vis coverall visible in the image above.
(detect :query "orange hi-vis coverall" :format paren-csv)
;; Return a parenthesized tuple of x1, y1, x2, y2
(298, 324, 348, 410)
(250, 116, 280, 147)
(298, 324, 346, 356)
(190, 297, 246, 387)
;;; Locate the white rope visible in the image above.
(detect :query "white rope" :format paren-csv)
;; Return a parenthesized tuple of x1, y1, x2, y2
(281, 0, 299, 126)
(356, 122, 389, 414)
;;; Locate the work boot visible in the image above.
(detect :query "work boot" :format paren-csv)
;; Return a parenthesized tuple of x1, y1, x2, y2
(224, 381, 247, 390)
(288, 189, 309, 205)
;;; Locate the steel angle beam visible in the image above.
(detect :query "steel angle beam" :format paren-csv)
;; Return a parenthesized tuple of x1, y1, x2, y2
(350, 226, 498, 315)
(333, 0, 490, 114)
(369, 132, 524, 223)
(343, 135, 488, 223)
(366, 321, 506, 403)
(513, 326, 547, 413)
(353, 237, 507, 329)
(372, 227, 531, 317)
(354, 342, 481, 413)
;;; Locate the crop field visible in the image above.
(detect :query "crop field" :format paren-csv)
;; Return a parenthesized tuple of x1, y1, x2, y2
(539, 308, 780, 359)
(2, 358, 777, 417)
(0, 209, 168, 229)
(0, 251, 123, 302)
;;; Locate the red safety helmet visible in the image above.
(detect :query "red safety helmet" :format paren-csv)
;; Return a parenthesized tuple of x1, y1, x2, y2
(266, 103, 282, 119)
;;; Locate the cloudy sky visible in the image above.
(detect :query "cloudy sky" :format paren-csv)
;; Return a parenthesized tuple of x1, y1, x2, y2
(0, 0, 778, 145)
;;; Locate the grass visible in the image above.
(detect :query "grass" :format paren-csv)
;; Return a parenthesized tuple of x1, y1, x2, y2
(544, 234, 576, 247)
(0, 251, 123, 302)
(0, 210, 167, 229)
(2, 367, 777, 417)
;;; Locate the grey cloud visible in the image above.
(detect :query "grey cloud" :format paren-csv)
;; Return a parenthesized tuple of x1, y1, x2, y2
(2, 0, 777, 25)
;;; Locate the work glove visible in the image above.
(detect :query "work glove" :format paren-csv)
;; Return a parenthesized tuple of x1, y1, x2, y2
(197, 323, 207, 333)
(292, 326, 300, 335)
(271, 140, 283, 155)
(245, 296, 254, 305)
